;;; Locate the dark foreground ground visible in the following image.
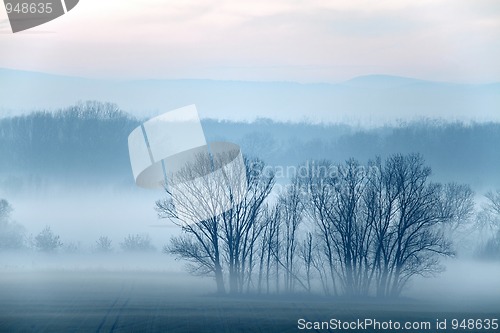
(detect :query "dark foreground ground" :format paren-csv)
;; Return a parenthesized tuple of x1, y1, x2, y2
(0, 270, 498, 333)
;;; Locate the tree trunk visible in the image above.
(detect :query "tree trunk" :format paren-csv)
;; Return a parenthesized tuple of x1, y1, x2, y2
(214, 261, 226, 294)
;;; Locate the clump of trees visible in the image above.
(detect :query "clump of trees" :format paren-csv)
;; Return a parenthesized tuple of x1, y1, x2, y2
(0, 201, 158, 254)
(4, 108, 500, 193)
(158, 153, 476, 297)
(120, 234, 155, 252)
(474, 190, 500, 260)
(157, 156, 274, 294)
(34, 226, 63, 252)
(478, 230, 500, 260)
(298, 155, 472, 297)
(0, 215, 160, 254)
(0, 199, 25, 250)
(95, 236, 113, 253)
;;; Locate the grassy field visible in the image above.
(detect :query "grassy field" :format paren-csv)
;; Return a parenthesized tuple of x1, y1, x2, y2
(0, 270, 498, 333)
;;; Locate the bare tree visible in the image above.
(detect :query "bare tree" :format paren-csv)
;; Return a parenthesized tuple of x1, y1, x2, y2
(158, 151, 471, 297)
(475, 190, 500, 258)
(372, 154, 455, 297)
(0, 199, 25, 250)
(300, 160, 339, 296)
(95, 236, 113, 253)
(304, 159, 375, 296)
(157, 151, 274, 294)
(485, 190, 500, 216)
(34, 226, 62, 252)
(298, 232, 314, 293)
(157, 152, 227, 293)
(278, 177, 304, 293)
(438, 183, 475, 236)
(257, 204, 280, 294)
(478, 229, 500, 260)
(120, 234, 155, 252)
(300, 154, 464, 297)
(219, 157, 275, 294)
(482, 190, 500, 236)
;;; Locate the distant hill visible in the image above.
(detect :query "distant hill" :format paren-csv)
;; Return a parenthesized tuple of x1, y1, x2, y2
(1, 68, 499, 125)
(1, 101, 500, 195)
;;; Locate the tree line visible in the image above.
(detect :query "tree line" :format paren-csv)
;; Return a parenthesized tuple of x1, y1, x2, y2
(2, 101, 500, 191)
(1, 152, 500, 295)
(0, 203, 156, 253)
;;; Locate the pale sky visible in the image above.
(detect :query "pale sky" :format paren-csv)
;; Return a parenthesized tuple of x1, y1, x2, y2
(1, 0, 499, 83)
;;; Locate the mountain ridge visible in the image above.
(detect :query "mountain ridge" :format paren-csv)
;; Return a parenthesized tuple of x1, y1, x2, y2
(3, 67, 496, 86)
(1, 68, 499, 125)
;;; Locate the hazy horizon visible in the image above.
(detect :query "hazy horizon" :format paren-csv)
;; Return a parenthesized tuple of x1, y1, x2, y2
(1, 68, 499, 125)
(2, 1, 500, 330)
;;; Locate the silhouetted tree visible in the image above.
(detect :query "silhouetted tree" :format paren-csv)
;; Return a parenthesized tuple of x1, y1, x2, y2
(0, 199, 25, 250)
(276, 177, 304, 293)
(35, 226, 62, 252)
(257, 204, 280, 294)
(301, 159, 375, 296)
(298, 232, 314, 293)
(299, 154, 469, 297)
(157, 151, 274, 294)
(157, 152, 230, 294)
(485, 190, 500, 217)
(157, 151, 474, 297)
(220, 157, 274, 294)
(438, 183, 475, 236)
(120, 234, 155, 252)
(475, 190, 500, 259)
(95, 236, 113, 253)
(370, 154, 454, 297)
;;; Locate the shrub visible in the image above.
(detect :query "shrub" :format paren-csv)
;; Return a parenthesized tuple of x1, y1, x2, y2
(95, 236, 113, 253)
(120, 234, 155, 252)
(35, 226, 62, 252)
(0, 199, 25, 250)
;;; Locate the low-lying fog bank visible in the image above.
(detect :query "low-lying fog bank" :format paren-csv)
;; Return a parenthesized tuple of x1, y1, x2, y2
(1, 252, 499, 310)
(406, 258, 500, 310)
(0, 251, 183, 272)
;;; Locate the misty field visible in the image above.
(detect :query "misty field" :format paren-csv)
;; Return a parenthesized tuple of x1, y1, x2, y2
(0, 268, 498, 333)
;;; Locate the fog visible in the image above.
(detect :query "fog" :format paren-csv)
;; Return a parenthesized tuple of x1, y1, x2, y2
(3, 185, 500, 306)
(408, 259, 500, 308)
(1, 100, 500, 332)
(3, 252, 499, 304)
(8, 188, 175, 250)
